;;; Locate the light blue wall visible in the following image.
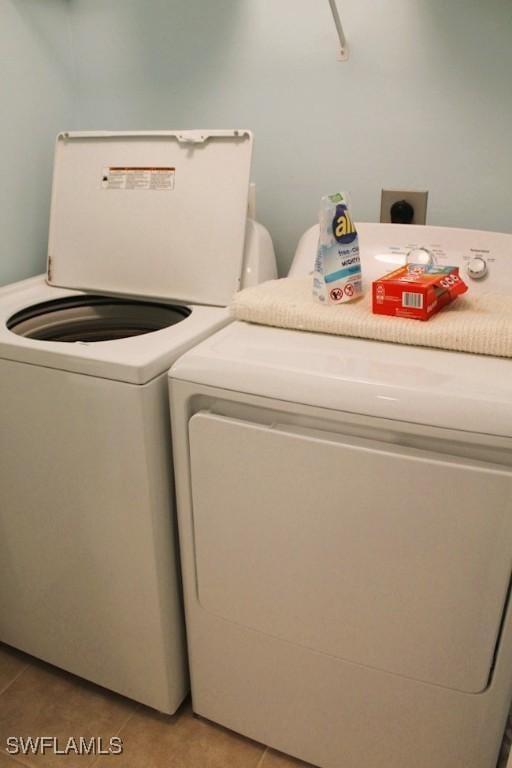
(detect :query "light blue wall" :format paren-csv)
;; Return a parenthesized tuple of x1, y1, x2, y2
(0, 0, 74, 286)
(2, 1, 512, 282)
(68, 0, 512, 274)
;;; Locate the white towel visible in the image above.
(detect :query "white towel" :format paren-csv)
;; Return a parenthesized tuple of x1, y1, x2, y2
(231, 277, 512, 358)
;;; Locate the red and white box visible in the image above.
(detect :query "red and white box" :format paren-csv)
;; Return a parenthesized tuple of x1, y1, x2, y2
(372, 264, 468, 321)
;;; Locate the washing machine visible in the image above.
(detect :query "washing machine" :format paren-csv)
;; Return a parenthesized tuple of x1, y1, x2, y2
(168, 222, 512, 766)
(0, 129, 276, 714)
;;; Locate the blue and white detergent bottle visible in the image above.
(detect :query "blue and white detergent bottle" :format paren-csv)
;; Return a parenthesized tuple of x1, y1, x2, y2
(313, 192, 363, 305)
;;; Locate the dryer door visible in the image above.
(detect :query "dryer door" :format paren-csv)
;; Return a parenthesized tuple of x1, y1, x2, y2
(189, 412, 512, 694)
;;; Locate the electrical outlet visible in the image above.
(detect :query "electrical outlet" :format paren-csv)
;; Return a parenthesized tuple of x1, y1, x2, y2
(380, 189, 428, 225)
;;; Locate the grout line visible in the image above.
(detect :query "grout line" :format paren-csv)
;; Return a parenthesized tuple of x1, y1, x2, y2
(0, 663, 29, 699)
(114, 703, 141, 737)
(256, 746, 269, 768)
(89, 704, 140, 768)
(1, 749, 36, 768)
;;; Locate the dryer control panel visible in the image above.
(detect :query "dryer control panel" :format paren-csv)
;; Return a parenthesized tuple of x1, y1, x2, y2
(291, 222, 512, 294)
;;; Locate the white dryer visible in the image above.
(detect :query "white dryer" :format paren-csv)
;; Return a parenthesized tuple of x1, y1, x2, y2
(169, 223, 512, 766)
(0, 130, 276, 714)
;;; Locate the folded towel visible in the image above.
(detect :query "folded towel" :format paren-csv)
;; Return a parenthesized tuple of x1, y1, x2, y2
(232, 277, 512, 358)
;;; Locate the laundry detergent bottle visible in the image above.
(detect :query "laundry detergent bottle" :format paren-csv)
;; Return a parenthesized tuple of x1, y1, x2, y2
(313, 192, 363, 305)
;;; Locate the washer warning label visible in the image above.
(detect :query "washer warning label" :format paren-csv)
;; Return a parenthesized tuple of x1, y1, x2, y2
(102, 167, 175, 190)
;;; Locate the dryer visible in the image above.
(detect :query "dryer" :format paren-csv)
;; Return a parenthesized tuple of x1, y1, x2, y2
(169, 223, 512, 766)
(0, 130, 276, 714)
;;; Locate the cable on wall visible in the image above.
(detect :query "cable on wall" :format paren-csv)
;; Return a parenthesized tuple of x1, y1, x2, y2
(327, 0, 349, 61)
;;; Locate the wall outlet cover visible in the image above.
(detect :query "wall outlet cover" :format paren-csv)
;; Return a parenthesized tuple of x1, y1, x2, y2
(381, 189, 428, 225)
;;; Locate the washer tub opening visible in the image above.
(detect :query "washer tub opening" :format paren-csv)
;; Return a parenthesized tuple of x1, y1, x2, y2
(7, 295, 191, 343)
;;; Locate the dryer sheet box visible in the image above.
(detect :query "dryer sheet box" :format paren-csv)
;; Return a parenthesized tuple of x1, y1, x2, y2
(372, 264, 468, 321)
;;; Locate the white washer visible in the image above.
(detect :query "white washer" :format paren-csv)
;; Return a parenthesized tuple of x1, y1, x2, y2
(0, 130, 276, 714)
(169, 222, 512, 767)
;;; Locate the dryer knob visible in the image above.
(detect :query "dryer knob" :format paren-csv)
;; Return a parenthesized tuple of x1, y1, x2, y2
(406, 247, 435, 267)
(467, 256, 488, 280)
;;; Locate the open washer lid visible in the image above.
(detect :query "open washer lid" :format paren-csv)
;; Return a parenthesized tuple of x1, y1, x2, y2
(47, 130, 253, 307)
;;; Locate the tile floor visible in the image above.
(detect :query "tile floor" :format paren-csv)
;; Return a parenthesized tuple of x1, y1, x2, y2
(0, 643, 311, 768)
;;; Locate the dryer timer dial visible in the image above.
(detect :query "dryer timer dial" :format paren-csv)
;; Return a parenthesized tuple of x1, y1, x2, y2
(467, 256, 488, 280)
(406, 247, 435, 266)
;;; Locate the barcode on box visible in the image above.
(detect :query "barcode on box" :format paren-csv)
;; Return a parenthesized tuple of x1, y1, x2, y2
(402, 292, 423, 309)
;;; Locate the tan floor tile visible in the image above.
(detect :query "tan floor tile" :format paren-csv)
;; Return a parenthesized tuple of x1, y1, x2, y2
(94, 701, 265, 768)
(0, 751, 25, 767)
(260, 747, 314, 767)
(0, 645, 28, 695)
(0, 660, 136, 768)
